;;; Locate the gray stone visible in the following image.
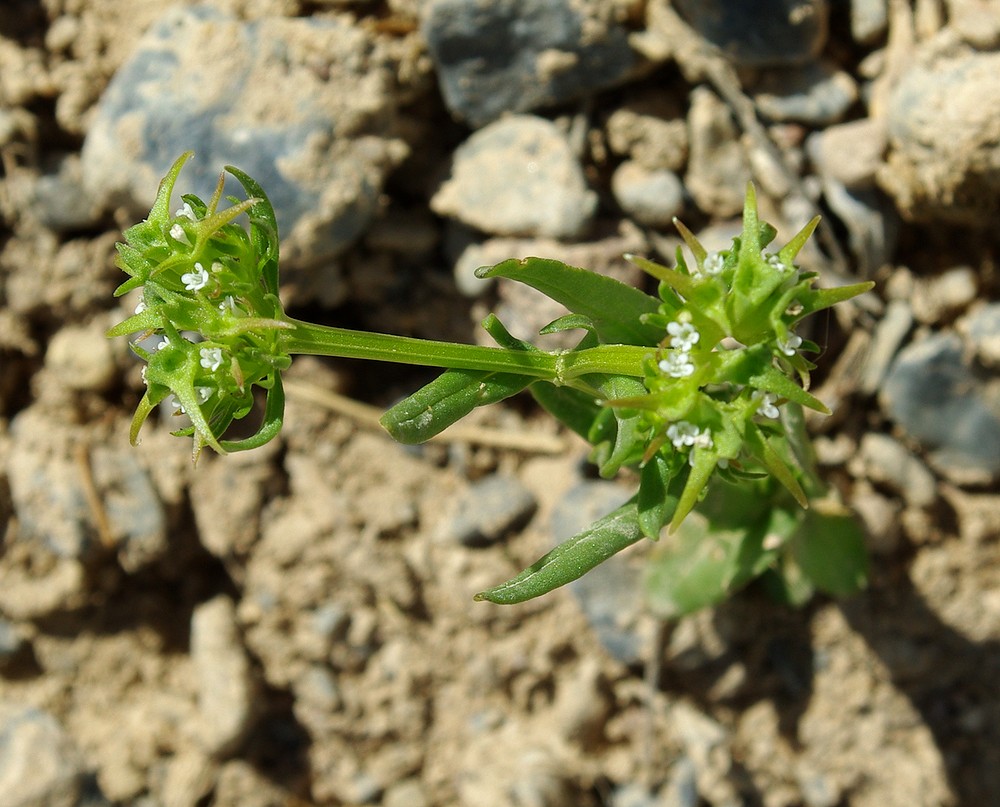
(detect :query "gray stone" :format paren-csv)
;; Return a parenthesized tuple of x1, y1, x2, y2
(605, 103, 689, 172)
(684, 88, 750, 218)
(421, 0, 636, 127)
(754, 61, 857, 126)
(807, 118, 887, 190)
(910, 267, 978, 325)
(555, 482, 644, 664)
(443, 475, 537, 547)
(854, 433, 937, 508)
(82, 6, 406, 269)
(818, 181, 897, 276)
(661, 756, 700, 807)
(860, 299, 913, 395)
(879, 39, 1000, 225)
(672, 0, 829, 67)
(432, 115, 597, 239)
(612, 161, 685, 228)
(29, 156, 102, 232)
(881, 333, 1000, 481)
(0, 702, 85, 807)
(190, 596, 257, 757)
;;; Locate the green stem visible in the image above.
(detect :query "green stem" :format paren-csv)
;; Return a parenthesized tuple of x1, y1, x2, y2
(280, 318, 651, 382)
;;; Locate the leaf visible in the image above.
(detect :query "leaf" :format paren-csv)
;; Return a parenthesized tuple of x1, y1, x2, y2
(788, 504, 868, 596)
(475, 500, 644, 604)
(380, 368, 532, 444)
(744, 423, 808, 508)
(476, 257, 662, 346)
(637, 455, 683, 539)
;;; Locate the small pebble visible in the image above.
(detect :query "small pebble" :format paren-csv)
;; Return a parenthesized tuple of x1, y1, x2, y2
(754, 61, 858, 126)
(854, 433, 937, 508)
(443, 475, 537, 547)
(860, 299, 913, 395)
(432, 115, 597, 239)
(45, 322, 116, 393)
(685, 87, 750, 218)
(612, 161, 685, 228)
(0, 702, 85, 807)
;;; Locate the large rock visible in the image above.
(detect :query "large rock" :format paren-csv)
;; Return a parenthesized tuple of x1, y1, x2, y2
(82, 6, 406, 268)
(421, 0, 636, 127)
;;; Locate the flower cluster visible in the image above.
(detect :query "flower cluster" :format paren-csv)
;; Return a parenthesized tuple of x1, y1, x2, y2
(107, 152, 291, 457)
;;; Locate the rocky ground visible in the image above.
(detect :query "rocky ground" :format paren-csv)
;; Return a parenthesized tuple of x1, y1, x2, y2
(2, 1, 1000, 806)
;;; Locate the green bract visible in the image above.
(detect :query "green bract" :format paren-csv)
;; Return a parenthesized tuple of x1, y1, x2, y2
(109, 153, 874, 610)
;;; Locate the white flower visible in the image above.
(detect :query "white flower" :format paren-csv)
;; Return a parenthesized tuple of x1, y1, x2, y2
(140, 365, 148, 384)
(219, 295, 238, 315)
(134, 299, 147, 314)
(169, 223, 192, 246)
(667, 321, 700, 352)
(175, 202, 197, 221)
(667, 421, 701, 449)
(752, 390, 780, 419)
(762, 251, 785, 271)
(199, 346, 223, 372)
(156, 337, 170, 351)
(777, 333, 803, 356)
(702, 252, 725, 277)
(658, 350, 695, 378)
(181, 262, 210, 292)
(168, 395, 184, 412)
(195, 386, 213, 404)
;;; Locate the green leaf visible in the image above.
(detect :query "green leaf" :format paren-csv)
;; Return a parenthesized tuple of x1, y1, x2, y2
(529, 382, 603, 441)
(380, 368, 532, 444)
(637, 455, 683, 539)
(475, 500, 644, 604)
(476, 257, 662, 346)
(788, 504, 868, 596)
(744, 423, 809, 509)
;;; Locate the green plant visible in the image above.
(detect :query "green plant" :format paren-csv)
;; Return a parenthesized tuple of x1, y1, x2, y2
(108, 152, 873, 611)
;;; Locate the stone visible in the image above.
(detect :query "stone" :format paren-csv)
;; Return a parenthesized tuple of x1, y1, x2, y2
(910, 267, 978, 325)
(961, 302, 1000, 367)
(672, 0, 829, 66)
(817, 181, 897, 276)
(611, 161, 685, 228)
(851, 0, 888, 45)
(606, 103, 688, 171)
(879, 38, 1000, 225)
(432, 115, 597, 239)
(0, 702, 85, 807)
(0, 618, 26, 669)
(853, 433, 937, 508)
(754, 61, 858, 126)
(684, 87, 750, 218)
(81, 6, 406, 269)
(190, 596, 257, 757)
(421, 0, 636, 127)
(859, 299, 913, 395)
(442, 474, 537, 547)
(807, 118, 888, 190)
(881, 332, 1000, 482)
(45, 321, 117, 393)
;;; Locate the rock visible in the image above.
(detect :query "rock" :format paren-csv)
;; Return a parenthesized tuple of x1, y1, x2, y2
(431, 115, 597, 239)
(81, 6, 406, 269)
(611, 161, 685, 228)
(29, 155, 102, 232)
(852, 485, 902, 555)
(881, 332, 1000, 482)
(753, 61, 857, 126)
(442, 474, 537, 547)
(859, 299, 913, 395)
(0, 702, 85, 807)
(550, 657, 611, 748)
(605, 102, 689, 172)
(554, 482, 644, 664)
(45, 321, 117, 393)
(190, 596, 257, 757)
(852, 433, 937, 508)
(684, 87, 750, 218)
(160, 749, 215, 807)
(807, 118, 887, 190)
(817, 181, 897, 275)
(383, 779, 430, 807)
(850, 0, 888, 45)
(0, 618, 26, 669)
(961, 302, 1000, 367)
(910, 267, 978, 325)
(672, 0, 829, 66)
(879, 38, 1000, 225)
(421, 0, 635, 127)
(661, 756, 700, 807)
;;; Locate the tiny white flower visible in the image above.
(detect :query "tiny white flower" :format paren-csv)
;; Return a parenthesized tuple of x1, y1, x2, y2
(702, 251, 726, 276)
(667, 421, 701, 449)
(134, 299, 147, 314)
(156, 337, 170, 351)
(667, 321, 700, 352)
(195, 386, 213, 404)
(199, 346, 223, 372)
(219, 295, 238, 315)
(140, 365, 148, 384)
(752, 390, 780, 419)
(181, 262, 210, 292)
(169, 223, 192, 246)
(168, 394, 184, 412)
(763, 251, 785, 271)
(175, 202, 197, 221)
(777, 333, 803, 357)
(658, 350, 695, 378)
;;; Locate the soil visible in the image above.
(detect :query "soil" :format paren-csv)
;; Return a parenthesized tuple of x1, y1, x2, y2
(2, 2, 1000, 807)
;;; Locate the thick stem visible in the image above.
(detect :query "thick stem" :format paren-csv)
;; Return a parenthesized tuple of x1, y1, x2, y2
(279, 318, 651, 382)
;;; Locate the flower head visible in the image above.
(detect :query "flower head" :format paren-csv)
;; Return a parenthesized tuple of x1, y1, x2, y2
(181, 262, 210, 292)
(658, 350, 695, 378)
(666, 321, 700, 352)
(777, 333, 803, 357)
